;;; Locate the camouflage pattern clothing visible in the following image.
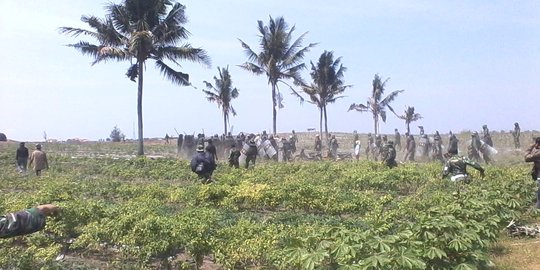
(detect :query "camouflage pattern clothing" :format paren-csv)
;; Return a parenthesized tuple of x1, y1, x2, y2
(442, 155, 485, 183)
(432, 132, 444, 163)
(314, 136, 322, 152)
(0, 208, 46, 239)
(366, 134, 374, 160)
(418, 135, 431, 161)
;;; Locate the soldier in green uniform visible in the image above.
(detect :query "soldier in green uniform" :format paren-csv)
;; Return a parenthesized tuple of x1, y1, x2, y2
(482, 125, 493, 147)
(1, 204, 60, 238)
(442, 149, 485, 183)
(366, 133, 374, 160)
(468, 132, 482, 162)
(432, 131, 444, 163)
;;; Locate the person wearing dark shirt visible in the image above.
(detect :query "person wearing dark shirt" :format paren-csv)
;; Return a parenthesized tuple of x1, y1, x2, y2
(16, 142, 29, 173)
(190, 145, 217, 183)
(205, 139, 218, 162)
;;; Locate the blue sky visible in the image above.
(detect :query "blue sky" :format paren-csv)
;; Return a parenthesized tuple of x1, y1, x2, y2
(1, 0, 539, 141)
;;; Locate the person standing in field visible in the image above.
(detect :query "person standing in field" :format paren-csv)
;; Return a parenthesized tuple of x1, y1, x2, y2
(432, 131, 444, 163)
(228, 143, 241, 168)
(403, 135, 416, 162)
(512, 122, 521, 149)
(366, 133, 373, 160)
(329, 134, 339, 160)
(16, 142, 29, 173)
(468, 132, 482, 163)
(394, 129, 401, 151)
(290, 130, 298, 154)
(482, 125, 493, 147)
(314, 134, 322, 155)
(354, 140, 361, 160)
(525, 137, 540, 208)
(205, 138, 218, 162)
(0, 204, 60, 239)
(448, 132, 459, 155)
(28, 144, 48, 176)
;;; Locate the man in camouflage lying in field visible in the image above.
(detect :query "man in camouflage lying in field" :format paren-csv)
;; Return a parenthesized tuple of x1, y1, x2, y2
(442, 149, 485, 183)
(0, 204, 60, 238)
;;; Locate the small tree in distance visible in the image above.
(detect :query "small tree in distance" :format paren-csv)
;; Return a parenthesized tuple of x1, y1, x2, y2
(110, 126, 124, 142)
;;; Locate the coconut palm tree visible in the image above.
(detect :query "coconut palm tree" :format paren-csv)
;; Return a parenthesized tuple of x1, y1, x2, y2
(348, 74, 403, 135)
(239, 16, 316, 135)
(303, 51, 351, 139)
(396, 106, 422, 135)
(60, 0, 210, 156)
(202, 66, 239, 136)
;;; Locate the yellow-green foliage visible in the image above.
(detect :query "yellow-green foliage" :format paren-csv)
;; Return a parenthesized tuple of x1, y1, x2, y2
(0, 141, 537, 269)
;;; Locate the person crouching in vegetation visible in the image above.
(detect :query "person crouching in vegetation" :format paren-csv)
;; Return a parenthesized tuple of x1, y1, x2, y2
(0, 204, 60, 238)
(442, 148, 485, 183)
(190, 144, 217, 184)
(525, 137, 540, 208)
(381, 141, 398, 168)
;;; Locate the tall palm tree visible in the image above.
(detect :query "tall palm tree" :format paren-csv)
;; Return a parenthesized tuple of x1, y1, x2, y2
(396, 106, 422, 135)
(303, 51, 351, 139)
(239, 16, 316, 135)
(60, 0, 210, 156)
(348, 74, 403, 135)
(202, 66, 239, 136)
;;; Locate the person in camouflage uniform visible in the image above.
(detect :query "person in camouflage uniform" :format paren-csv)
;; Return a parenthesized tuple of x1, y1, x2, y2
(373, 135, 382, 161)
(282, 137, 293, 162)
(353, 130, 359, 148)
(442, 149, 485, 183)
(0, 204, 60, 239)
(403, 135, 416, 162)
(366, 133, 374, 160)
(381, 141, 398, 168)
(432, 131, 444, 163)
(512, 122, 521, 149)
(290, 130, 298, 154)
(482, 125, 493, 147)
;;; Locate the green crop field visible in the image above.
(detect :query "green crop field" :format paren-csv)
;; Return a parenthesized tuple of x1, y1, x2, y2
(0, 135, 538, 269)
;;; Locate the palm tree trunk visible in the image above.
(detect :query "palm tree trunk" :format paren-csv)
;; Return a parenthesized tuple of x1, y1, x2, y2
(319, 108, 323, 139)
(406, 122, 410, 135)
(271, 83, 277, 135)
(323, 105, 329, 139)
(137, 60, 144, 156)
(373, 114, 378, 135)
(223, 112, 228, 136)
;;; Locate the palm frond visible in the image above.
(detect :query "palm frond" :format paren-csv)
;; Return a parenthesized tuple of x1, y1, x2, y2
(380, 90, 404, 107)
(348, 103, 369, 112)
(238, 63, 264, 75)
(155, 45, 210, 67)
(155, 60, 190, 86)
